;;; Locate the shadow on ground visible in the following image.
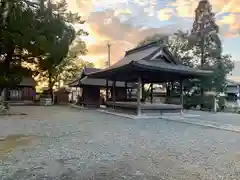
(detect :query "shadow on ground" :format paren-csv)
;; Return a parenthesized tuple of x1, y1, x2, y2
(0, 134, 35, 160)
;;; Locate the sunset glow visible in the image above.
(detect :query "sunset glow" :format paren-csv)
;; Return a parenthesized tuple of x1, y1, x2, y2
(66, 0, 240, 78)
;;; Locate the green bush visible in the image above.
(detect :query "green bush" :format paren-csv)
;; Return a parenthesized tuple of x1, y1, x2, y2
(217, 96, 226, 111)
(183, 95, 201, 109)
(202, 95, 215, 111)
(0, 100, 9, 114)
(184, 94, 216, 111)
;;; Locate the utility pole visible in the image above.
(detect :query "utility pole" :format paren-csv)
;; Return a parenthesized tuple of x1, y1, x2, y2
(107, 42, 111, 68)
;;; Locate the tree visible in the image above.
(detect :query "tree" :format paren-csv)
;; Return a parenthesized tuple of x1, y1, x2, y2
(0, 0, 40, 99)
(34, 0, 87, 95)
(54, 58, 94, 88)
(202, 54, 234, 92)
(187, 0, 234, 92)
(36, 54, 94, 89)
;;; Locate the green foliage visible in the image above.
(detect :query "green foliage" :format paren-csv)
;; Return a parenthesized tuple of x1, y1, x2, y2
(33, 0, 88, 90)
(0, 0, 90, 99)
(0, 0, 38, 92)
(137, 34, 169, 47)
(55, 58, 94, 87)
(183, 94, 215, 111)
(202, 54, 234, 92)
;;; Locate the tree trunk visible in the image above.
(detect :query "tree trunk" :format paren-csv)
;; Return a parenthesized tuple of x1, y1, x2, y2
(48, 73, 55, 104)
(0, 87, 9, 112)
(0, 88, 3, 101)
(2, 46, 14, 102)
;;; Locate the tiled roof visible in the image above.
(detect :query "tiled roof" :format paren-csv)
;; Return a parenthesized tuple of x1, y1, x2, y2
(87, 41, 211, 81)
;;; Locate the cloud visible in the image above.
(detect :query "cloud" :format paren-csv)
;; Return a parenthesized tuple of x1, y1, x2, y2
(134, 0, 147, 6)
(66, 0, 240, 68)
(218, 13, 240, 37)
(159, 0, 240, 37)
(84, 9, 176, 67)
(228, 61, 240, 81)
(158, 8, 174, 21)
(168, 0, 240, 18)
(114, 8, 132, 16)
(67, 0, 95, 17)
(167, 0, 198, 18)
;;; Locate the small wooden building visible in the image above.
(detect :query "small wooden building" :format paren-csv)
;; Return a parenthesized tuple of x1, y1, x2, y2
(7, 77, 36, 101)
(54, 87, 70, 104)
(68, 67, 134, 108)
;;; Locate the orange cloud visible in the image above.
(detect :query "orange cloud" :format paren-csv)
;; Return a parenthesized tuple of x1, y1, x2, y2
(83, 9, 177, 67)
(218, 13, 240, 37)
(168, 0, 240, 18)
(164, 0, 240, 37)
(114, 8, 132, 16)
(167, 0, 198, 18)
(65, 0, 240, 68)
(66, 0, 94, 17)
(158, 8, 173, 21)
(215, 0, 240, 14)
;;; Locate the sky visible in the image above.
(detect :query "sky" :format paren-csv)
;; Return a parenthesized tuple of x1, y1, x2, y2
(66, 0, 240, 80)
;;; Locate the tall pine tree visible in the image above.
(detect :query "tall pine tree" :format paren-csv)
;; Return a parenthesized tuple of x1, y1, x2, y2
(190, 0, 221, 67)
(188, 0, 234, 92)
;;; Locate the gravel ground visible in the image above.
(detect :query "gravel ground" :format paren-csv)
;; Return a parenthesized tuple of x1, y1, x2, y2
(1, 106, 240, 180)
(187, 110, 240, 125)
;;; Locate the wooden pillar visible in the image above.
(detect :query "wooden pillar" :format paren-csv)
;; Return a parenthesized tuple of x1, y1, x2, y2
(171, 81, 174, 90)
(125, 81, 128, 99)
(129, 89, 132, 99)
(180, 79, 184, 114)
(137, 77, 142, 116)
(71, 89, 74, 102)
(141, 83, 144, 101)
(150, 83, 153, 103)
(112, 80, 116, 108)
(106, 79, 109, 102)
(75, 87, 77, 103)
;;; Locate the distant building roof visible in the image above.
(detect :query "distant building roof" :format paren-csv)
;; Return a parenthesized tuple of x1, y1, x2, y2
(79, 76, 134, 88)
(68, 67, 101, 87)
(68, 67, 134, 88)
(226, 79, 240, 86)
(55, 87, 70, 93)
(83, 67, 101, 75)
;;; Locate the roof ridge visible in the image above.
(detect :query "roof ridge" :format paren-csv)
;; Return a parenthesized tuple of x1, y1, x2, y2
(126, 40, 163, 56)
